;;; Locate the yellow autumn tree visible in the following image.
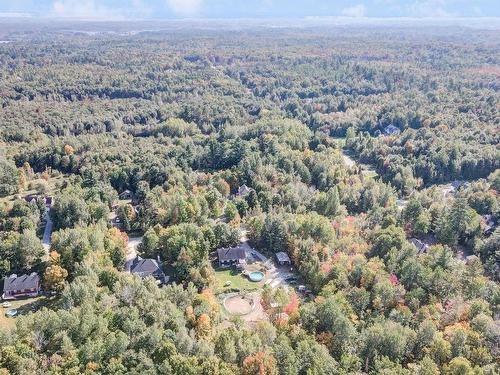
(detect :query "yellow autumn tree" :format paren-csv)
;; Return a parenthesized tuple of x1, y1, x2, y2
(43, 265, 68, 293)
(18, 168, 27, 191)
(49, 251, 61, 265)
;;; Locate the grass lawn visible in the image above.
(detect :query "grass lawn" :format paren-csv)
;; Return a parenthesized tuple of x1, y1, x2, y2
(0, 174, 68, 210)
(214, 268, 259, 293)
(0, 296, 50, 331)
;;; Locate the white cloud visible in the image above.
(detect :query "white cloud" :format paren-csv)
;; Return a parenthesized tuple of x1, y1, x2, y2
(408, 1, 455, 18)
(51, 0, 152, 20)
(341, 4, 366, 18)
(52, 0, 122, 19)
(166, 0, 203, 16)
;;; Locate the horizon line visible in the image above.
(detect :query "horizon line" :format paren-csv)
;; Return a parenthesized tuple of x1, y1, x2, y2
(2, 14, 500, 22)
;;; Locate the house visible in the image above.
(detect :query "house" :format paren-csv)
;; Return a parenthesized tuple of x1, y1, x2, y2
(482, 215, 497, 235)
(465, 255, 479, 264)
(2, 273, 41, 300)
(124, 256, 167, 284)
(383, 125, 400, 136)
(275, 251, 291, 266)
(45, 196, 54, 208)
(410, 238, 430, 254)
(236, 184, 254, 197)
(217, 245, 246, 267)
(119, 190, 134, 200)
(24, 194, 37, 204)
(451, 180, 465, 190)
(23, 195, 53, 208)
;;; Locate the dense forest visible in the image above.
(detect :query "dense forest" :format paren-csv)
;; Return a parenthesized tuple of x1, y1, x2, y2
(0, 22, 498, 375)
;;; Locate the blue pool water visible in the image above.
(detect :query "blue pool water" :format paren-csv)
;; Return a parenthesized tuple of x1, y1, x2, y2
(248, 271, 264, 282)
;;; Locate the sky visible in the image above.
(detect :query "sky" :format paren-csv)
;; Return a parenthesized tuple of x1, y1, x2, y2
(0, 0, 499, 20)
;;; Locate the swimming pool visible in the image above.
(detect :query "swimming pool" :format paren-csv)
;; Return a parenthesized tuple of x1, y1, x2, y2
(248, 271, 264, 282)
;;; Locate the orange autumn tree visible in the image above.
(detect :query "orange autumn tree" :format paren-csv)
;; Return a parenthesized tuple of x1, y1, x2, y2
(196, 289, 220, 321)
(283, 291, 299, 317)
(195, 313, 212, 338)
(242, 352, 277, 375)
(63, 144, 74, 155)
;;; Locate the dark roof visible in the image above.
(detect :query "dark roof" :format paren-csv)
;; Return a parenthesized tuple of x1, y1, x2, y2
(45, 196, 53, 206)
(124, 256, 164, 279)
(24, 194, 38, 203)
(275, 251, 291, 263)
(218, 246, 246, 261)
(119, 190, 133, 198)
(3, 273, 40, 292)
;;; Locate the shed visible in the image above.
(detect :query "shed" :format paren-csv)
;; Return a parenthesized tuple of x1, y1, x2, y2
(275, 251, 291, 266)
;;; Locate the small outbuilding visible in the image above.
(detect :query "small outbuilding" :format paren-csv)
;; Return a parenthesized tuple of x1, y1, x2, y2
(218, 246, 246, 267)
(124, 256, 167, 284)
(275, 251, 291, 266)
(2, 273, 41, 300)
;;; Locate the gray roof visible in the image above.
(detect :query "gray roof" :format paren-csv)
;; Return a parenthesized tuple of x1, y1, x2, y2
(124, 256, 165, 279)
(218, 246, 246, 261)
(237, 185, 253, 196)
(450, 180, 465, 189)
(119, 190, 133, 198)
(410, 238, 430, 254)
(3, 273, 40, 292)
(275, 251, 291, 263)
(384, 125, 400, 135)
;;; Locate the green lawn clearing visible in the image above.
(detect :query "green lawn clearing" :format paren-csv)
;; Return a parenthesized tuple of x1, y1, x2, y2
(214, 268, 259, 293)
(0, 296, 49, 331)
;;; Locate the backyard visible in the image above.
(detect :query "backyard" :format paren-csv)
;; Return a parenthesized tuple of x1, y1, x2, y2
(0, 174, 68, 209)
(0, 296, 49, 331)
(214, 268, 261, 292)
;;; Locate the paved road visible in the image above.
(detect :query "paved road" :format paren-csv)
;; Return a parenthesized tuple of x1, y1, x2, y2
(42, 211, 53, 254)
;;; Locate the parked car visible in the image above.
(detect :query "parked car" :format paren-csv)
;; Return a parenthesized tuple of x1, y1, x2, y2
(5, 309, 18, 317)
(2, 302, 12, 308)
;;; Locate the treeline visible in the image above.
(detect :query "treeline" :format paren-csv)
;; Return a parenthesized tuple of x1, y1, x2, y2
(0, 26, 498, 375)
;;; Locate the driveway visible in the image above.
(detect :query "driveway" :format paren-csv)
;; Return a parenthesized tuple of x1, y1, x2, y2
(42, 211, 53, 254)
(127, 236, 143, 260)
